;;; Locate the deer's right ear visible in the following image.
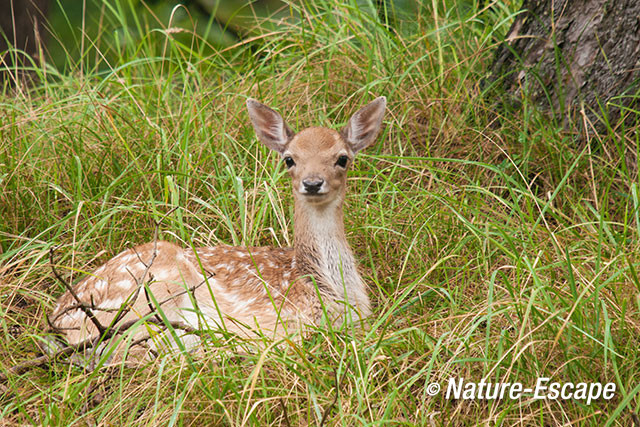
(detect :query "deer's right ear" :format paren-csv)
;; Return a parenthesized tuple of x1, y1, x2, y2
(246, 99, 294, 154)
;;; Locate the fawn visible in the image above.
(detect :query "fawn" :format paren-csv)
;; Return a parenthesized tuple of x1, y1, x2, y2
(48, 96, 386, 362)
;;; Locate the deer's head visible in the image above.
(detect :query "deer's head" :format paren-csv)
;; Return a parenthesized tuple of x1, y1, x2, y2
(246, 97, 386, 207)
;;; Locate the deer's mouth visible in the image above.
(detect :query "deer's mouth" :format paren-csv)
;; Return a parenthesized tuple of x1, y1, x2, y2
(299, 191, 331, 204)
(304, 192, 327, 198)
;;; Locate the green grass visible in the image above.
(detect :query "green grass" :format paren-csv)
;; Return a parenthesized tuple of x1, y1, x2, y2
(2, 0, 640, 425)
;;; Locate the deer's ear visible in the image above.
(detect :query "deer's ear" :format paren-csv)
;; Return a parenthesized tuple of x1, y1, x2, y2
(246, 99, 295, 154)
(341, 96, 386, 153)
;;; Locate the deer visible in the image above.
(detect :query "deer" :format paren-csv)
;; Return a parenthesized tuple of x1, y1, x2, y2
(47, 96, 386, 363)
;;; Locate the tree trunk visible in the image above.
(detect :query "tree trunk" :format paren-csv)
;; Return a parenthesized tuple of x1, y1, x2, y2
(0, 0, 49, 83)
(490, 0, 640, 128)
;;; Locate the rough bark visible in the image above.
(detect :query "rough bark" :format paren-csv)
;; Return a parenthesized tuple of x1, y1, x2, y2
(491, 0, 640, 127)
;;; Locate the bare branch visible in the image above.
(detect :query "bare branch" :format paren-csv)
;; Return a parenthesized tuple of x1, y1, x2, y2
(319, 369, 340, 427)
(0, 317, 198, 383)
(16, 206, 190, 381)
(156, 271, 213, 306)
(141, 273, 163, 324)
(280, 398, 292, 427)
(49, 247, 106, 336)
(127, 207, 178, 324)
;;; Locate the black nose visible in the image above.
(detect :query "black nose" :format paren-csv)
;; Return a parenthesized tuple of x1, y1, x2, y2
(302, 178, 324, 194)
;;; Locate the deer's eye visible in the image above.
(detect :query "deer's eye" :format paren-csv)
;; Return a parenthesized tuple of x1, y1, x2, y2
(284, 156, 295, 168)
(335, 155, 349, 168)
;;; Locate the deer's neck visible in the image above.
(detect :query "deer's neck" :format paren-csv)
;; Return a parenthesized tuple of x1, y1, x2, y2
(293, 197, 371, 318)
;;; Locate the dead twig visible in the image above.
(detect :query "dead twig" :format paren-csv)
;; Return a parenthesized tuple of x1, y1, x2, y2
(0, 318, 198, 382)
(129, 208, 176, 324)
(279, 397, 292, 427)
(156, 271, 214, 306)
(49, 247, 107, 336)
(0, 207, 205, 382)
(319, 369, 340, 427)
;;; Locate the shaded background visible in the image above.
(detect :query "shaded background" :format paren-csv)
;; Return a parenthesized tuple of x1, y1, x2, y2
(2, 0, 424, 73)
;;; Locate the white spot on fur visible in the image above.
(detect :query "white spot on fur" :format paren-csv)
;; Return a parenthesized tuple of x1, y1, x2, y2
(99, 296, 124, 310)
(121, 253, 136, 262)
(66, 309, 84, 321)
(225, 292, 254, 312)
(178, 303, 222, 330)
(95, 280, 107, 291)
(153, 269, 172, 281)
(115, 280, 132, 289)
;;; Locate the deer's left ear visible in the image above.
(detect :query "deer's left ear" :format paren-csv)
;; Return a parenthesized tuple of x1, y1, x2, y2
(341, 96, 386, 153)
